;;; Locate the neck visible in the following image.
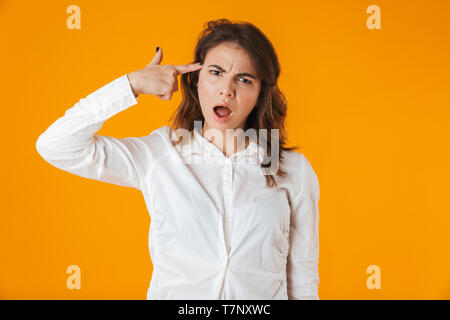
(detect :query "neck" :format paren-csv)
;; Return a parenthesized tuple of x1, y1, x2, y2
(201, 123, 249, 157)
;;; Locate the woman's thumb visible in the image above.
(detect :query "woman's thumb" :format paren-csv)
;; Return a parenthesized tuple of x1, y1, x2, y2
(147, 47, 163, 67)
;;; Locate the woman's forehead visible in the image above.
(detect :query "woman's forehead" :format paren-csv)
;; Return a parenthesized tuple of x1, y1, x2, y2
(204, 44, 257, 75)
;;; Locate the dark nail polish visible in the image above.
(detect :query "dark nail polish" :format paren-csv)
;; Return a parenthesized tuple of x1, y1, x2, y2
(156, 47, 160, 52)
(200, 62, 204, 66)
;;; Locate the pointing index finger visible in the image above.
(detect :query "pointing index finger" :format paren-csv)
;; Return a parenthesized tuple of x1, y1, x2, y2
(173, 62, 204, 75)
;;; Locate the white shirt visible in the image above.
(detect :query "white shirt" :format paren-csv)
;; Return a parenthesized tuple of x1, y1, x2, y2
(36, 74, 321, 300)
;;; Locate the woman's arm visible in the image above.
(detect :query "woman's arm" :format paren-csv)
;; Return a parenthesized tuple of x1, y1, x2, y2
(35, 74, 153, 190)
(36, 49, 203, 190)
(286, 154, 321, 300)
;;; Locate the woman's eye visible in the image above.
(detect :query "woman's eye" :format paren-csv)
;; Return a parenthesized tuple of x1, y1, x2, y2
(210, 70, 252, 85)
(240, 77, 252, 85)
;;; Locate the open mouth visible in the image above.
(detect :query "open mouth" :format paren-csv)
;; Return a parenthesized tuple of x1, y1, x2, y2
(213, 105, 232, 119)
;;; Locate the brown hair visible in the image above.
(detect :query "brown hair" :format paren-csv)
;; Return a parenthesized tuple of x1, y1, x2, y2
(168, 18, 300, 188)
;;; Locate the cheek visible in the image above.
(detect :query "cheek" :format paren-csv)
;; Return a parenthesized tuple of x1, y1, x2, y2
(198, 76, 214, 97)
(197, 78, 215, 113)
(199, 75, 217, 92)
(239, 91, 259, 111)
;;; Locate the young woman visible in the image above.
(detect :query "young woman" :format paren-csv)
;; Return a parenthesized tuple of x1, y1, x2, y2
(36, 19, 320, 300)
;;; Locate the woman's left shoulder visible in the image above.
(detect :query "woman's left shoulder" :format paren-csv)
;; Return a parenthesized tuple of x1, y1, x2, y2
(283, 150, 320, 198)
(281, 150, 314, 171)
(281, 150, 319, 184)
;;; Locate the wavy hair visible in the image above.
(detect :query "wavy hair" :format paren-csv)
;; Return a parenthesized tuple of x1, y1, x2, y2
(168, 18, 300, 188)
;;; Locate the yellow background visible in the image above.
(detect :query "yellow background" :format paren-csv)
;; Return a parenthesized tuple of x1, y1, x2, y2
(1, 0, 449, 299)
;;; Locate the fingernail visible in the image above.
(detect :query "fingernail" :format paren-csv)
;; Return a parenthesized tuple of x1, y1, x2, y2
(156, 47, 160, 52)
(200, 62, 204, 66)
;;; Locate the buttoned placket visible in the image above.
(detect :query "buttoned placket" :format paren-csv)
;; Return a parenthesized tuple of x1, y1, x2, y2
(201, 141, 235, 300)
(222, 156, 233, 300)
(190, 128, 264, 299)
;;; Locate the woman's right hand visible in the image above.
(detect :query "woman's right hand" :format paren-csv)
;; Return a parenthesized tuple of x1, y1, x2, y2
(127, 47, 204, 100)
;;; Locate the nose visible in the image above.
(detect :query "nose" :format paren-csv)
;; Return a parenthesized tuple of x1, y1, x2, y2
(219, 77, 235, 98)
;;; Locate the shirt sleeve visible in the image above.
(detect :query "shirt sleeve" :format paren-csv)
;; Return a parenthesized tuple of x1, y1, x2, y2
(286, 154, 320, 300)
(35, 74, 152, 191)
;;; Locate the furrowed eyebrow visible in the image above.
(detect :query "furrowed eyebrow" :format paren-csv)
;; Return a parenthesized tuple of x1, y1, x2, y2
(208, 64, 257, 80)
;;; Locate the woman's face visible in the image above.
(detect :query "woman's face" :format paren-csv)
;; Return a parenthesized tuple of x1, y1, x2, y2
(197, 42, 262, 132)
